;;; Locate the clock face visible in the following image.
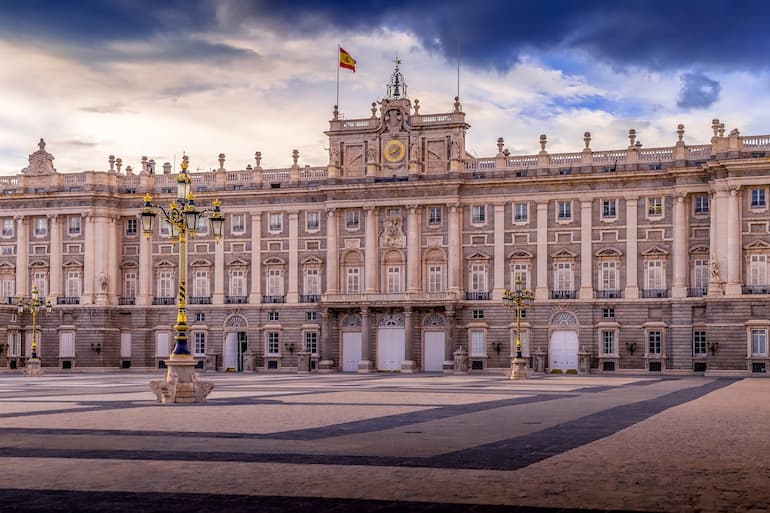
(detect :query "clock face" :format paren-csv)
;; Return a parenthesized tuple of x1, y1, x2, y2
(383, 139, 406, 163)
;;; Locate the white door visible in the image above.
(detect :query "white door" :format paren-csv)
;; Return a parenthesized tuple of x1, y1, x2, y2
(224, 332, 238, 371)
(342, 332, 362, 372)
(549, 331, 579, 372)
(377, 328, 405, 371)
(120, 332, 132, 358)
(424, 331, 445, 372)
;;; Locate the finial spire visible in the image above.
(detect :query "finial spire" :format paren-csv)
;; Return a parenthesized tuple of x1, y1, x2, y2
(386, 54, 407, 99)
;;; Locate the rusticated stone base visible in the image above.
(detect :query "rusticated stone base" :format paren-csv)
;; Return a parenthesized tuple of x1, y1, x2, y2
(23, 358, 44, 376)
(510, 358, 530, 380)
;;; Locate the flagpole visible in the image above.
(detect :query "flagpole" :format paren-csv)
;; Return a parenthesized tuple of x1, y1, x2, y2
(336, 44, 340, 111)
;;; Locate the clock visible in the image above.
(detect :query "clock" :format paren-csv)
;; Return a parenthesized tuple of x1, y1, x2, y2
(383, 139, 406, 163)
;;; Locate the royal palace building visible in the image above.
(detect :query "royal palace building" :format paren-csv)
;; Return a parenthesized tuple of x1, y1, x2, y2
(2, 65, 770, 376)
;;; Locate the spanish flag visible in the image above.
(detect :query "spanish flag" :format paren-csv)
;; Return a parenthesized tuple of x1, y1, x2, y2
(339, 47, 356, 72)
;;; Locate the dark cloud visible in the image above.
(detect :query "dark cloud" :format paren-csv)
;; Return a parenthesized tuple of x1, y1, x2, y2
(0, 1, 768, 72)
(80, 103, 127, 113)
(677, 73, 721, 110)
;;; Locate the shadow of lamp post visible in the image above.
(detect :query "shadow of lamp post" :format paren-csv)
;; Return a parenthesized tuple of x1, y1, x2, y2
(18, 284, 52, 376)
(142, 155, 225, 404)
(502, 273, 534, 380)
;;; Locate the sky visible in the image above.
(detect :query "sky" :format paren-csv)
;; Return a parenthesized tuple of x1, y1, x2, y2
(0, 0, 769, 175)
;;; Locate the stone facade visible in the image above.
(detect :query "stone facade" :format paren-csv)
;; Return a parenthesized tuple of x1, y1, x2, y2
(2, 70, 770, 376)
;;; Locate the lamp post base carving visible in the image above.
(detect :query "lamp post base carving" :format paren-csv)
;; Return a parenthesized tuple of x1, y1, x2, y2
(150, 357, 214, 404)
(23, 357, 44, 376)
(510, 357, 530, 380)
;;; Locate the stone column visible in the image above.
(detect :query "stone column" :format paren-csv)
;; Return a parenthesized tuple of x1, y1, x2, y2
(671, 193, 688, 299)
(358, 307, 373, 372)
(48, 214, 62, 299)
(624, 197, 639, 299)
(725, 187, 742, 296)
(83, 213, 95, 304)
(318, 308, 334, 371)
(364, 206, 378, 294)
(579, 200, 593, 299)
(401, 306, 416, 372)
(326, 209, 339, 294)
(708, 192, 722, 296)
(213, 232, 225, 305)
(447, 204, 461, 294)
(493, 203, 506, 300)
(535, 202, 549, 300)
(15, 216, 28, 298)
(287, 211, 299, 303)
(406, 206, 421, 293)
(93, 214, 109, 305)
(137, 216, 152, 306)
(444, 308, 456, 371)
(249, 214, 262, 303)
(107, 216, 119, 303)
(714, 187, 729, 283)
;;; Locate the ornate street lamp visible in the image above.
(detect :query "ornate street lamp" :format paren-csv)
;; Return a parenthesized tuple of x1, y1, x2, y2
(502, 273, 535, 379)
(142, 156, 223, 403)
(18, 283, 52, 375)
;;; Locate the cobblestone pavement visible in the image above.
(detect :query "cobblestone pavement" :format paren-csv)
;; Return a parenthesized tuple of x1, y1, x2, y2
(0, 371, 767, 512)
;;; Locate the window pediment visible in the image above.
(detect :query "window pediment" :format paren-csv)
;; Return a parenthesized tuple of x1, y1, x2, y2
(466, 252, 490, 261)
(508, 250, 533, 259)
(641, 246, 669, 257)
(595, 247, 622, 258)
(0, 261, 15, 269)
(302, 256, 323, 266)
(190, 259, 212, 267)
(227, 257, 249, 267)
(552, 248, 577, 260)
(154, 259, 176, 268)
(62, 259, 83, 268)
(744, 240, 770, 252)
(263, 257, 286, 266)
(29, 260, 48, 268)
(689, 246, 709, 255)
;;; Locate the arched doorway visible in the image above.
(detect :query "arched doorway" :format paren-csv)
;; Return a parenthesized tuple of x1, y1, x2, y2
(422, 312, 446, 372)
(549, 311, 579, 372)
(377, 313, 405, 371)
(340, 314, 362, 372)
(223, 314, 248, 372)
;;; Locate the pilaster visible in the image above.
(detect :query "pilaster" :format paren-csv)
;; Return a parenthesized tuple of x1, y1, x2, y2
(15, 216, 28, 298)
(406, 205, 421, 293)
(725, 186, 742, 296)
(287, 211, 299, 303)
(535, 202, 549, 300)
(248, 214, 262, 304)
(447, 203, 461, 294)
(48, 214, 62, 299)
(624, 197, 639, 299)
(212, 232, 225, 305)
(493, 203, 505, 300)
(82, 213, 95, 304)
(671, 193, 688, 299)
(579, 200, 593, 299)
(325, 209, 339, 294)
(364, 206, 378, 294)
(137, 216, 152, 306)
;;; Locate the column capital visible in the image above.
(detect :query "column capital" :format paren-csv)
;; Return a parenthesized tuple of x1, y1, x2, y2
(46, 213, 59, 221)
(326, 208, 337, 217)
(536, 201, 549, 209)
(14, 215, 25, 222)
(728, 186, 741, 196)
(407, 204, 421, 213)
(288, 211, 299, 220)
(675, 192, 687, 202)
(360, 306, 369, 316)
(623, 195, 638, 203)
(250, 212, 262, 220)
(446, 202, 460, 211)
(580, 199, 593, 208)
(363, 205, 376, 213)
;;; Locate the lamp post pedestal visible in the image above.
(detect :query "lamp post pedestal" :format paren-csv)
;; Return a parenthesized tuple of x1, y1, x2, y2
(23, 357, 44, 376)
(510, 357, 529, 380)
(150, 356, 214, 404)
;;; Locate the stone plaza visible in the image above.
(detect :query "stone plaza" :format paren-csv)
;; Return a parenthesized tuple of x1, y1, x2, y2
(0, 371, 768, 512)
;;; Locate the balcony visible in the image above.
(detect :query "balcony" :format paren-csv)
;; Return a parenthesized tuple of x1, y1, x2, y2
(551, 290, 577, 300)
(299, 294, 321, 303)
(57, 297, 80, 305)
(465, 291, 491, 301)
(189, 296, 212, 305)
(641, 289, 669, 298)
(595, 289, 621, 299)
(152, 297, 175, 305)
(5, 296, 17, 305)
(224, 296, 248, 304)
(118, 297, 136, 305)
(322, 291, 457, 304)
(687, 287, 707, 297)
(743, 285, 770, 295)
(262, 295, 286, 303)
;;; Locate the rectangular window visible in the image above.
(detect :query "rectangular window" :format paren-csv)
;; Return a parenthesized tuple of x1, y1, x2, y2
(471, 205, 486, 224)
(268, 311, 279, 321)
(306, 212, 320, 231)
(648, 330, 662, 355)
(346, 210, 360, 229)
(692, 259, 709, 289)
(386, 266, 402, 293)
(751, 329, 768, 355)
(194, 312, 206, 322)
(557, 201, 572, 220)
(511, 263, 529, 290)
(555, 262, 573, 291)
(646, 260, 665, 290)
(232, 214, 246, 234)
(749, 255, 767, 285)
(267, 332, 280, 355)
(126, 218, 137, 236)
(2, 278, 15, 299)
(160, 219, 170, 237)
(602, 199, 617, 219)
(65, 271, 81, 297)
(469, 330, 486, 357)
(346, 267, 360, 293)
(267, 268, 283, 296)
(158, 270, 174, 298)
(602, 307, 615, 318)
(600, 261, 617, 291)
(602, 331, 615, 355)
(32, 272, 47, 298)
(229, 270, 245, 297)
(68, 216, 81, 235)
(269, 213, 282, 232)
(2, 219, 14, 237)
(305, 311, 317, 321)
(305, 331, 318, 354)
(693, 331, 707, 356)
(428, 264, 443, 293)
(194, 332, 206, 355)
(470, 263, 487, 292)
(35, 217, 47, 236)
(751, 189, 766, 209)
(156, 332, 170, 358)
(193, 270, 209, 298)
(647, 197, 663, 216)
(304, 268, 320, 295)
(196, 215, 208, 234)
(472, 309, 484, 319)
(123, 272, 137, 298)
(428, 207, 442, 225)
(694, 195, 709, 215)
(514, 203, 528, 222)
